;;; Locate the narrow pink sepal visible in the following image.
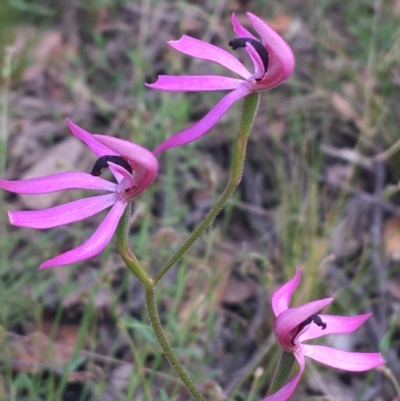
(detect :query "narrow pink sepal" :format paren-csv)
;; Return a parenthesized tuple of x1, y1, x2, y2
(39, 200, 127, 269)
(153, 87, 251, 154)
(301, 344, 385, 371)
(272, 267, 301, 316)
(9, 194, 117, 229)
(145, 75, 244, 92)
(261, 352, 305, 401)
(167, 35, 251, 79)
(275, 298, 334, 350)
(66, 119, 118, 157)
(299, 313, 372, 342)
(231, 13, 257, 40)
(0, 172, 117, 194)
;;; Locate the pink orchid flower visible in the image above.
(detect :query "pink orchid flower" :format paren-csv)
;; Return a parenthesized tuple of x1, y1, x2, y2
(147, 12, 295, 154)
(0, 120, 158, 269)
(263, 268, 384, 401)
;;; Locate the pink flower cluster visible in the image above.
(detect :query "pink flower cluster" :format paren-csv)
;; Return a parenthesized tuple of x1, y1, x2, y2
(147, 12, 295, 154)
(0, 120, 158, 269)
(0, 11, 385, 400)
(0, 12, 294, 269)
(263, 268, 384, 401)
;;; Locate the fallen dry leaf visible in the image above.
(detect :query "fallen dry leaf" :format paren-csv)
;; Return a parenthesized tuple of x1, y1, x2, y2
(383, 216, 400, 260)
(331, 92, 361, 122)
(40, 320, 81, 349)
(266, 14, 292, 34)
(387, 279, 400, 301)
(220, 272, 258, 305)
(3, 331, 76, 375)
(22, 30, 64, 81)
(2, 328, 103, 382)
(110, 363, 134, 393)
(234, 13, 291, 34)
(394, 0, 400, 13)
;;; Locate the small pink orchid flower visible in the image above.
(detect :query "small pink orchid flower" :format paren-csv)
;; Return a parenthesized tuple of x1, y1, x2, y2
(263, 268, 384, 401)
(0, 120, 158, 269)
(147, 12, 295, 154)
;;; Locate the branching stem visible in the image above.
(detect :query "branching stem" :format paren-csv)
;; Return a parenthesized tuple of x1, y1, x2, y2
(154, 93, 260, 285)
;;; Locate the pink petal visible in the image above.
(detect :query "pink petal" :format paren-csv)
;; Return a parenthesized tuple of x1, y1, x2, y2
(167, 35, 251, 79)
(108, 162, 136, 192)
(301, 344, 385, 371)
(146, 75, 244, 92)
(271, 267, 301, 317)
(0, 172, 117, 194)
(93, 136, 158, 195)
(66, 119, 118, 157)
(245, 42, 266, 80)
(107, 165, 124, 184)
(153, 86, 251, 154)
(39, 200, 127, 269)
(231, 13, 257, 40)
(299, 313, 372, 342)
(9, 194, 117, 229)
(274, 298, 334, 350)
(261, 351, 305, 401)
(93, 136, 157, 175)
(246, 13, 295, 87)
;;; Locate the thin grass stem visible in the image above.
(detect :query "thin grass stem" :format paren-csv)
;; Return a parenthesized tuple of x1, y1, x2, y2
(0, 47, 13, 269)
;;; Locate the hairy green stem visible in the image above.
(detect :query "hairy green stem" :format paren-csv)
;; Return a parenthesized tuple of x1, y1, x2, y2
(154, 92, 260, 285)
(267, 350, 295, 395)
(116, 208, 205, 399)
(117, 93, 259, 400)
(116, 207, 152, 286)
(145, 286, 206, 401)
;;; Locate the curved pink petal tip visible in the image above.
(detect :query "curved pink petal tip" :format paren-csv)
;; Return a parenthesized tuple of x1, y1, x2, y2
(0, 172, 116, 194)
(39, 201, 126, 269)
(9, 194, 116, 229)
(299, 313, 372, 342)
(153, 87, 250, 154)
(302, 344, 385, 371)
(272, 267, 301, 316)
(166, 34, 251, 79)
(231, 13, 256, 39)
(246, 12, 295, 82)
(66, 119, 117, 157)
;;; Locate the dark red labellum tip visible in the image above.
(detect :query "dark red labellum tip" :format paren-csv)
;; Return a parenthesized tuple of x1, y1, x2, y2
(90, 155, 132, 177)
(228, 37, 269, 78)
